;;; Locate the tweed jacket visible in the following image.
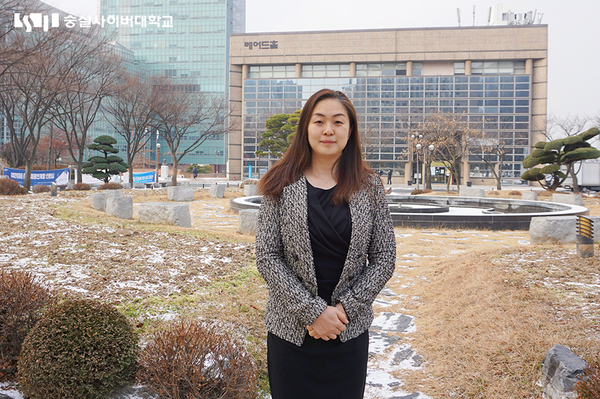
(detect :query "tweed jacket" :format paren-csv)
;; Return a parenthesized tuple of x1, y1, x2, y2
(256, 174, 396, 347)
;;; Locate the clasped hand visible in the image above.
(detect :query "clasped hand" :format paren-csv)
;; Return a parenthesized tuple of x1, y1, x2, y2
(307, 303, 348, 341)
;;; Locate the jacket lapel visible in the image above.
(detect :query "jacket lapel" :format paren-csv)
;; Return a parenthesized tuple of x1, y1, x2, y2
(336, 187, 371, 288)
(281, 175, 318, 291)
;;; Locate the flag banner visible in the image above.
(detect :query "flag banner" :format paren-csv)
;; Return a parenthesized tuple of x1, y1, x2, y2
(122, 171, 155, 183)
(3, 167, 69, 186)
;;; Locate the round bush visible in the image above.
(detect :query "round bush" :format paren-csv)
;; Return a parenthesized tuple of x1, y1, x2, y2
(32, 185, 51, 194)
(99, 183, 123, 190)
(72, 182, 91, 191)
(410, 189, 424, 195)
(17, 299, 139, 399)
(0, 178, 28, 195)
(0, 271, 53, 381)
(509, 190, 522, 196)
(138, 321, 257, 399)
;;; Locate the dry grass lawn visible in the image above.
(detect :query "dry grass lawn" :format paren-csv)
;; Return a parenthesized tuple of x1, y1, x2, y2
(2, 187, 599, 397)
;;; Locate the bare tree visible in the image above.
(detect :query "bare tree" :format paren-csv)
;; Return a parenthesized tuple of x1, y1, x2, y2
(50, 36, 122, 183)
(0, 19, 114, 188)
(0, 0, 53, 79)
(154, 80, 231, 186)
(469, 130, 511, 190)
(411, 113, 471, 193)
(101, 72, 161, 185)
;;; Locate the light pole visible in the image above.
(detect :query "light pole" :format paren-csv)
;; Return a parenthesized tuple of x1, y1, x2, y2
(155, 130, 160, 183)
(415, 143, 422, 190)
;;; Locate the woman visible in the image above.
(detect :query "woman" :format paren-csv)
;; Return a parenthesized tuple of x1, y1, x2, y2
(255, 89, 396, 399)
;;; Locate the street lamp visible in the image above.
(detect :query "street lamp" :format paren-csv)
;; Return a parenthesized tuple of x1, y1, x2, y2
(155, 130, 161, 183)
(415, 143, 422, 190)
(411, 133, 423, 188)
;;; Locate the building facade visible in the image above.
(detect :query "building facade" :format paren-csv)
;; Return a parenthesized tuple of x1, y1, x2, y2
(99, 0, 245, 168)
(228, 25, 548, 184)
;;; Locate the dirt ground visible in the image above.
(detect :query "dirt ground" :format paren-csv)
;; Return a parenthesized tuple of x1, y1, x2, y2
(1, 188, 599, 398)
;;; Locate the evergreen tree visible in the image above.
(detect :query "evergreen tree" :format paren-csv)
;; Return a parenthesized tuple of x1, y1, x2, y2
(82, 135, 129, 183)
(521, 127, 600, 191)
(255, 110, 300, 160)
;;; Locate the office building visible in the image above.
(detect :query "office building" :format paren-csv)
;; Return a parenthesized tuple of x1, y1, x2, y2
(99, 0, 245, 168)
(228, 24, 547, 184)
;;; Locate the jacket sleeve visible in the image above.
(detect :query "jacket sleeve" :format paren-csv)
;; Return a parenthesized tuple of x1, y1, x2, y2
(255, 194, 328, 327)
(339, 178, 396, 322)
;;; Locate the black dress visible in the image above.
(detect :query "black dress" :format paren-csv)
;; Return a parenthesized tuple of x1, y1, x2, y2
(267, 182, 369, 399)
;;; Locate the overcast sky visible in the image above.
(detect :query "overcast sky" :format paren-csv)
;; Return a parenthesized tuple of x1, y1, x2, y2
(42, 0, 600, 122)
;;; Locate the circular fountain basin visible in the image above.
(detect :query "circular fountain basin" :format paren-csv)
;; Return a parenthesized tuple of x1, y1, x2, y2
(230, 195, 589, 230)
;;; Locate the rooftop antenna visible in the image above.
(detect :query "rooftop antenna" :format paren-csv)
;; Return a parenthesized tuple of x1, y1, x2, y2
(487, 6, 492, 25)
(473, 5, 476, 26)
(457, 8, 461, 26)
(537, 12, 544, 24)
(532, 9, 537, 24)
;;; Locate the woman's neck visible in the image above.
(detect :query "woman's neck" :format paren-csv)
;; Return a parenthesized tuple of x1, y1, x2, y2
(305, 158, 338, 190)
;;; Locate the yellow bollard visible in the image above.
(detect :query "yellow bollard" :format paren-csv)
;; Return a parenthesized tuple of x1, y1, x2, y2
(576, 215, 594, 258)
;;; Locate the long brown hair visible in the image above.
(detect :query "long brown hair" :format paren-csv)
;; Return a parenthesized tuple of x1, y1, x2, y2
(258, 89, 375, 204)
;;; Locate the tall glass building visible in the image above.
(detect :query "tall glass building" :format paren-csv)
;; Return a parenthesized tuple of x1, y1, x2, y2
(99, 0, 245, 168)
(228, 26, 548, 184)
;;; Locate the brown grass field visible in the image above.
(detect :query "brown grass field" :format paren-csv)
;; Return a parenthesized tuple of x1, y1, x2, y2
(1, 187, 598, 397)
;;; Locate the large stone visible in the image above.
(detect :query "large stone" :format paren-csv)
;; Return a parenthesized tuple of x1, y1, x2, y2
(243, 184, 258, 196)
(552, 193, 584, 206)
(209, 183, 225, 198)
(167, 186, 194, 201)
(541, 344, 587, 399)
(106, 197, 133, 219)
(529, 216, 577, 244)
(138, 202, 192, 227)
(521, 191, 538, 201)
(121, 182, 132, 189)
(133, 182, 145, 189)
(90, 192, 107, 211)
(238, 209, 259, 235)
(460, 187, 485, 198)
(90, 190, 123, 212)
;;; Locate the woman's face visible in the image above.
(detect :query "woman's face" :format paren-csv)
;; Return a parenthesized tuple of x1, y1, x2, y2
(307, 98, 350, 162)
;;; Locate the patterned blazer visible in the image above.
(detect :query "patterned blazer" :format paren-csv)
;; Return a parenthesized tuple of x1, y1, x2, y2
(256, 174, 396, 346)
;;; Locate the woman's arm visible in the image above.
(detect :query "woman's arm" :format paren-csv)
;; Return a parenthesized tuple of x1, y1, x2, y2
(255, 195, 328, 327)
(338, 178, 396, 322)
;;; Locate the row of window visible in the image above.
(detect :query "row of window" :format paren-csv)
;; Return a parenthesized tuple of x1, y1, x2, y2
(244, 83, 530, 93)
(248, 61, 527, 79)
(244, 75, 530, 87)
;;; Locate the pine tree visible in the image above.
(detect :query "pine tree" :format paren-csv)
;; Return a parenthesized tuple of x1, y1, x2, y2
(521, 127, 600, 191)
(82, 135, 129, 183)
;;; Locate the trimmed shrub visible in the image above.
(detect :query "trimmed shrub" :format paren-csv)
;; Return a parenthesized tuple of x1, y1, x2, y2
(0, 178, 28, 195)
(17, 299, 139, 399)
(0, 271, 53, 381)
(410, 189, 424, 195)
(72, 182, 91, 191)
(576, 353, 600, 398)
(138, 321, 257, 399)
(99, 182, 123, 190)
(487, 190, 500, 196)
(508, 190, 522, 196)
(422, 189, 433, 194)
(32, 185, 51, 194)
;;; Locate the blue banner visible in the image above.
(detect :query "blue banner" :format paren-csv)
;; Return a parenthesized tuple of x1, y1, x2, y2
(3, 167, 69, 186)
(134, 171, 155, 183)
